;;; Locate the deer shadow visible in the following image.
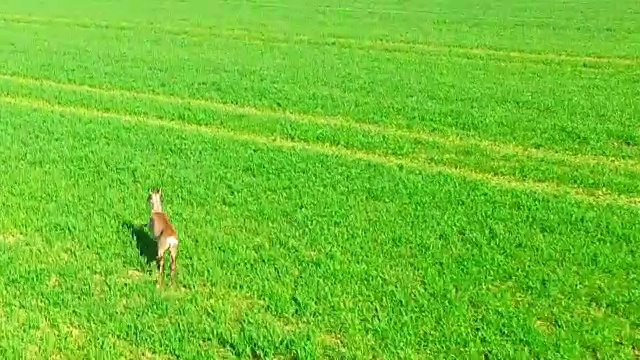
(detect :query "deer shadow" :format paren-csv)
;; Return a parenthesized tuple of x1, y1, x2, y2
(121, 220, 157, 265)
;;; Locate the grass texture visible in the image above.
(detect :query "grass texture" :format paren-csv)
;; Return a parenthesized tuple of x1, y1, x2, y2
(0, 0, 639, 359)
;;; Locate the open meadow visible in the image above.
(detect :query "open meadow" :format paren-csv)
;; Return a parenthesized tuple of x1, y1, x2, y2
(0, 0, 639, 358)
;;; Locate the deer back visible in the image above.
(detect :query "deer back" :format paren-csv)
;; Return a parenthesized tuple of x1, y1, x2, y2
(149, 212, 177, 238)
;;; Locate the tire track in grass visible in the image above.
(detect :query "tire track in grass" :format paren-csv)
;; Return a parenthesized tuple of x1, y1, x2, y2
(96, 0, 632, 22)
(4, 77, 639, 199)
(0, 14, 637, 66)
(4, 75, 640, 199)
(0, 94, 638, 208)
(209, 1, 639, 23)
(218, 2, 550, 20)
(0, 73, 637, 171)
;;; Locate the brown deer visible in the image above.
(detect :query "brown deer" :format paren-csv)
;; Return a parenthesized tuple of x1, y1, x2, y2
(147, 188, 179, 287)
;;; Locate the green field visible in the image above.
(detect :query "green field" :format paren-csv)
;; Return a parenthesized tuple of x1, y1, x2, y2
(0, 0, 639, 358)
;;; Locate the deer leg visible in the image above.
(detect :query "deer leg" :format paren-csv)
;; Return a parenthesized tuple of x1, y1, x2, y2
(169, 245, 178, 285)
(156, 254, 164, 288)
(156, 241, 168, 288)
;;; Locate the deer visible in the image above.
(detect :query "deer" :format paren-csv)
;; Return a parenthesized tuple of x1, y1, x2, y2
(147, 188, 179, 287)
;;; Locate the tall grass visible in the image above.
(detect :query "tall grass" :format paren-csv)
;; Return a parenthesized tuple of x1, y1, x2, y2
(0, 0, 638, 358)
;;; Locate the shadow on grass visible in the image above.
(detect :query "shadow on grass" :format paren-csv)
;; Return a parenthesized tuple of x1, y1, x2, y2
(121, 220, 157, 265)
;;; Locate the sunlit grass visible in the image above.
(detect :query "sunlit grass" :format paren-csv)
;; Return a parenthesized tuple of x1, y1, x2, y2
(0, 0, 639, 358)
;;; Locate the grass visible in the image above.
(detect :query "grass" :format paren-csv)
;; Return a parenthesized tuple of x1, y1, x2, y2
(0, 0, 639, 358)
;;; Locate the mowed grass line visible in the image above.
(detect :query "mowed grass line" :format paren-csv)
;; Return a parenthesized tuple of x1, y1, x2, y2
(2, 72, 640, 199)
(1, 94, 639, 208)
(1, 19, 637, 160)
(1, 105, 640, 359)
(3, 15, 635, 76)
(1, 13, 638, 66)
(1, 72, 636, 170)
(173, 0, 640, 23)
(2, 0, 639, 60)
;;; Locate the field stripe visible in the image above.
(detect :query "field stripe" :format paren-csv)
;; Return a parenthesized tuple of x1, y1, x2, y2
(167, 0, 639, 23)
(216, 1, 640, 24)
(0, 72, 636, 171)
(0, 13, 637, 66)
(0, 94, 638, 208)
(210, 1, 593, 21)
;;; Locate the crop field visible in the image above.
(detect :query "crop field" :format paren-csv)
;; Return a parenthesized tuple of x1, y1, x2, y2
(0, 0, 639, 358)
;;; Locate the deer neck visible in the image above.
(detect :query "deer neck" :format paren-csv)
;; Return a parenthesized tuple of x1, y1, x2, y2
(151, 203, 163, 213)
